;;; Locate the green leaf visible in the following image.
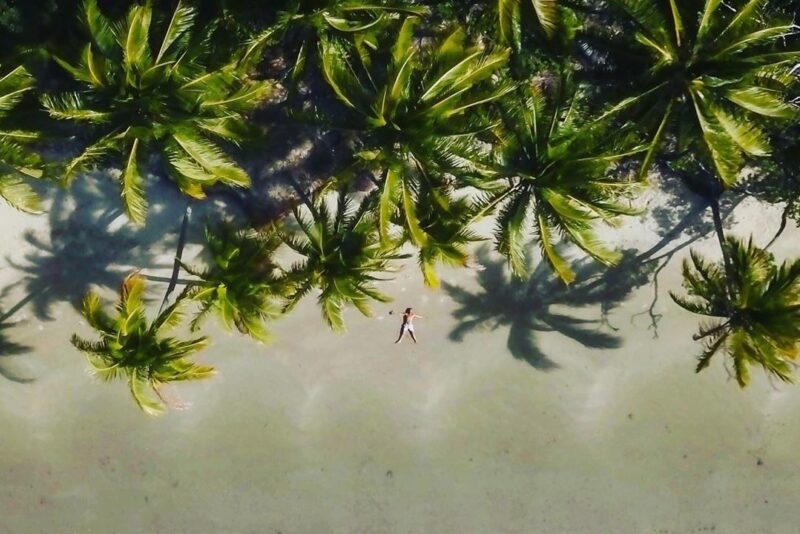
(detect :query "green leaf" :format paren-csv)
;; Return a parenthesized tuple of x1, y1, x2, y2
(392, 16, 419, 67)
(323, 13, 385, 33)
(238, 28, 276, 70)
(709, 102, 770, 156)
(198, 81, 272, 112)
(420, 49, 483, 102)
(82, 0, 117, 55)
(498, 0, 522, 50)
(697, 0, 723, 43)
(81, 44, 107, 87)
(379, 166, 401, 245)
(495, 187, 531, 278)
(715, 0, 767, 44)
(637, 98, 674, 181)
(713, 25, 796, 59)
(41, 93, 110, 123)
(321, 295, 346, 332)
(691, 90, 743, 186)
(402, 180, 428, 247)
(120, 273, 146, 318)
(725, 87, 797, 118)
(537, 212, 574, 284)
(172, 131, 251, 188)
(532, 0, 559, 38)
(129, 374, 165, 416)
(63, 139, 112, 183)
(155, 1, 195, 62)
(123, 3, 153, 76)
(0, 175, 41, 213)
(320, 41, 368, 111)
(121, 138, 147, 224)
(0, 66, 33, 112)
(667, 0, 684, 47)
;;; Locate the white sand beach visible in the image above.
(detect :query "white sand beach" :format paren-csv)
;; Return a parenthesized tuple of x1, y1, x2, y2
(1, 173, 799, 534)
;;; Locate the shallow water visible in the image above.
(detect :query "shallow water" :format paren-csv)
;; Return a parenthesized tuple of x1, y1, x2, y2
(2, 179, 799, 533)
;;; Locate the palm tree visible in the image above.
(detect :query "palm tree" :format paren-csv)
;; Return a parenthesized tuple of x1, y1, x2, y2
(282, 189, 408, 331)
(180, 223, 290, 342)
(0, 64, 44, 213)
(585, 0, 800, 184)
(671, 237, 800, 386)
(489, 79, 642, 283)
(71, 273, 213, 415)
(319, 18, 510, 247)
(43, 0, 272, 224)
(268, 0, 428, 80)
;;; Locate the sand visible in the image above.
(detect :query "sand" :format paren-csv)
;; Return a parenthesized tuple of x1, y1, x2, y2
(1, 171, 799, 534)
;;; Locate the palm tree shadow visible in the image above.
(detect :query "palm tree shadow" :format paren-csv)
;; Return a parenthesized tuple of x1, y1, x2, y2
(0, 319, 33, 383)
(1, 177, 176, 320)
(444, 246, 656, 369)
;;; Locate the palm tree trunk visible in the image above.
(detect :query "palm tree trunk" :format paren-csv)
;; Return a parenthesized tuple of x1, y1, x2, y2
(158, 203, 193, 315)
(709, 198, 737, 302)
(765, 204, 790, 250)
(0, 283, 51, 323)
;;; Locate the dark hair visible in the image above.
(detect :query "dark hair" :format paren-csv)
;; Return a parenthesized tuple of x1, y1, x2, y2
(405, 307, 412, 314)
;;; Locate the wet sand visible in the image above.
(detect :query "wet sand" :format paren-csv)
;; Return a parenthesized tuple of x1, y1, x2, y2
(1, 175, 799, 533)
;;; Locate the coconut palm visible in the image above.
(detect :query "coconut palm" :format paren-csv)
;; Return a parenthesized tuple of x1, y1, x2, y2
(283, 189, 408, 331)
(319, 18, 510, 248)
(0, 64, 44, 213)
(586, 0, 800, 185)
(268, 0, 428, 80)
(70, 273, 213, 415)
(488, 79, 642, 283)
(43, 0, 273, 224)
(671, 237, 800, 386)
(180, 223, 290, 342)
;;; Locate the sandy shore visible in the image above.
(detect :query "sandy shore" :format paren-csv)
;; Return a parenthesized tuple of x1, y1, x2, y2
(1, 172, 799, 533)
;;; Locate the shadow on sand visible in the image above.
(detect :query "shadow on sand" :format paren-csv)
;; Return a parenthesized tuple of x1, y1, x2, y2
(443, 170, 746, 370)
(444, 246, 656, 370)
(0, 317, 33, 383)
(1, 178, 169, 320)
(0, 169, 246, 382)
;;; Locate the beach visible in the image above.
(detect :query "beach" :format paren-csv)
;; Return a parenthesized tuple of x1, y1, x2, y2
(1, 173, 799, 534)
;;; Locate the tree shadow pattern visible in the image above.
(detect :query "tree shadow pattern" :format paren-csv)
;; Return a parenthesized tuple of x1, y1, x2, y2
(0, 317, 33, 383)
(1, 177, 173, 320)
(444, 246, 656, 369)
(442, 169, 746, 369)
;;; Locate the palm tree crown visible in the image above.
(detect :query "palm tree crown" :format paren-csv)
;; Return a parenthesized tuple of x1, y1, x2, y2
(490, 79, 642, 283)
(43, 0, 273, 224)
(283, 190, 408, 331)
(71, 273, 214, 415)
(0, 64, 43, 213)
(182, 223, 290, 343)
(671, 237, 800, 386)
(589, 0, 800, 185)
(319, 18, 511, 247)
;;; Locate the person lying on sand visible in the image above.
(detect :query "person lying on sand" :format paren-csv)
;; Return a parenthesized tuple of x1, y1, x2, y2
(393, 307, 423, 344)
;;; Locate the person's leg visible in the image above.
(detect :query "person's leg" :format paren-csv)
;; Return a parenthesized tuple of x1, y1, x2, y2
(409, 327, 418, 343)
(394, 325, 405, 344)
